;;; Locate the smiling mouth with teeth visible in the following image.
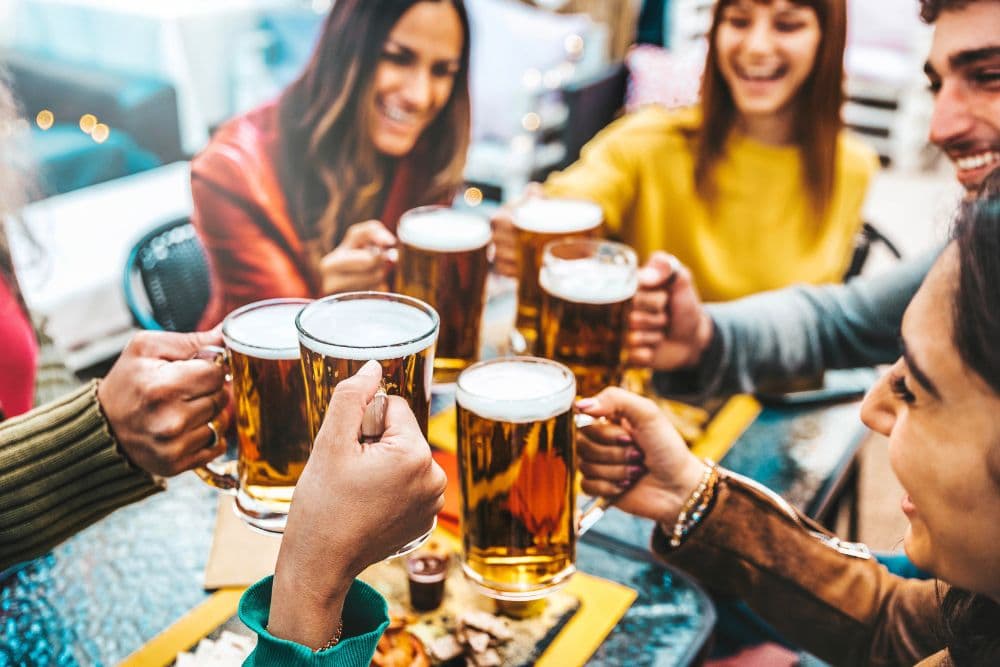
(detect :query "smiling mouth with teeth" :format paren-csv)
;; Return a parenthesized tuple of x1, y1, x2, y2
(735, 64, 788, 81)
(954, 150, 1000, 172)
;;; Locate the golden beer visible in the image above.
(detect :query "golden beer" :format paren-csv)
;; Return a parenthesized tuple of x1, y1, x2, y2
(296, 293, 439, 439)
(455, 357, 578, 600)
(513, 198, 602, 352)
(539, 239, 638, 397)
(395, 206, 491, 384)
(218, 298, 312, 532)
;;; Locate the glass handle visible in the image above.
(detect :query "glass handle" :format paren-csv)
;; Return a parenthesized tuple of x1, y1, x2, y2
(574, 412, 608, 535)
(192, 345, 239, 493)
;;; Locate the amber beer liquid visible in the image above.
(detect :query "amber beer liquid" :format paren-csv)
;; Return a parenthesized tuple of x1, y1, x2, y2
(222, 299, 312, 528)
(296, 293, 439, 440)
(539, 240, 638, 397)
(512, 198, 602, 352)
(455, 357, 578, 600)
(395, 206, 491, 384)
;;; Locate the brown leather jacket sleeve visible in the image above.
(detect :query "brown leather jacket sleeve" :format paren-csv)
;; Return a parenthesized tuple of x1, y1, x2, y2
(654, 472, 947, 666)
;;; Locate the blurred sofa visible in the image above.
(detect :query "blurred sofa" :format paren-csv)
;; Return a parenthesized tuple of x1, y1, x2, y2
(2, 48, 183, 199)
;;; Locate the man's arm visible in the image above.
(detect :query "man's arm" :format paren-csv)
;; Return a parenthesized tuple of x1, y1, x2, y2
(649, 250, 939, 398)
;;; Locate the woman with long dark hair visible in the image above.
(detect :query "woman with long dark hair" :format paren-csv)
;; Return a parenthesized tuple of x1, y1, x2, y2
(496, 0, 877, 303)
(576, 171, 1000, 665)
(191, 0, 471, 327)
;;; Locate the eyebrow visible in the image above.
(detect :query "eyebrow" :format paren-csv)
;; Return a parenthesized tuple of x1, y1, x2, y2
(925, 45, 1000, 77)
(384, 40, 461, 65)
(901, 337, 942, 400)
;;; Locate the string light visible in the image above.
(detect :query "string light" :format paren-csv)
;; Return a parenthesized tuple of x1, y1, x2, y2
(35, 109, 54, 130)
(463, 187, 484, 207)
(79, 114, 98, 134)
(91, 123, 110, 143)
(521, 112, 541, 132)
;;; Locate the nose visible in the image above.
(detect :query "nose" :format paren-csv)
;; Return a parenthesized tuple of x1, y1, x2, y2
(400, 66, 433, 111)
(859, 373, 895, 437)
(744, 19, 775, 56)
(929, 79, 975, 149)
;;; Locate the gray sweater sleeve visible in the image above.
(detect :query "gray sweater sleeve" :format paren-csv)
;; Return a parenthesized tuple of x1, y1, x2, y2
(654, 250, 940, 398)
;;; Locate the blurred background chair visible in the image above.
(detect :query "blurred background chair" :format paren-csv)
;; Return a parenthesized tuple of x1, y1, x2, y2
(123, 217, 210, 332)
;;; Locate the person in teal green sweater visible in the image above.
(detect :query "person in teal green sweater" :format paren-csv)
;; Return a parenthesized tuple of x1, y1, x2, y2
(238, 359, 447, 664)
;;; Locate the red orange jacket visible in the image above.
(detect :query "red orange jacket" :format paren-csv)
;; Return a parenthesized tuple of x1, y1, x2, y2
(190, 100, 431, 329)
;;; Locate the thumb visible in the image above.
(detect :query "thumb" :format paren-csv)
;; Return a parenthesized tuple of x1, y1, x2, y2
(575, 387, 661, 429)
(317, 360, 384, 449)
(638, 252, 680, 289)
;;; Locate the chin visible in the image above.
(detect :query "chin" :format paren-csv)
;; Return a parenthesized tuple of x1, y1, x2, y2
(373, 137, 418, 157)
(902, 527, 933, 574)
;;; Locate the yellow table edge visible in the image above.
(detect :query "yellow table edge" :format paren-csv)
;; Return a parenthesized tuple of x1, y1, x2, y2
(120, 588, 244, 667)
(690, 394, 762, 462)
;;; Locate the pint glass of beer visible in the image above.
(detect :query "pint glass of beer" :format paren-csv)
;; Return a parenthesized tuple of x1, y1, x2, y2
(455, 357, 582, 600)
(296, 292, 439, 439)
(394, 206, 491, 385)
(539, 239, 638, 397)
(197, 298, 313, 533)
(512, 198, 602, 352)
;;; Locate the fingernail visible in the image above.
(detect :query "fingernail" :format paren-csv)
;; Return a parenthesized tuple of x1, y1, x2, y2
(358, 359, 382, 376)
(575, 398, 598, 410)
(638, 267, 660, 284)
(627, 465, 645, 479)
(617, 479, 633, 492)
(627, 447, 643, 462)
(617, 434, 634, 445)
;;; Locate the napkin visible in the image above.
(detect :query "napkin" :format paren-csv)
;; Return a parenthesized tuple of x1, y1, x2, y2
(203, 496, 282, 590)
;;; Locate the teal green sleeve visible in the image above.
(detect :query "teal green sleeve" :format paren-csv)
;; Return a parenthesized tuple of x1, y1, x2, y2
(239, 575, 390, 666)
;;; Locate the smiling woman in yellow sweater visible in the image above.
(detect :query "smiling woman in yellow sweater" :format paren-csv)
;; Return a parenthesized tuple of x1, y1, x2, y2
(496, 0, 878, 303)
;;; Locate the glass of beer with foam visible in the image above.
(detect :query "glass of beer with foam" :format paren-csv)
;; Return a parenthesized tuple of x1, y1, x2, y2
(394, 206, 492, 385)
(296, 292, 440, 554)
(512, 198, 602, 353)
(539, 239, 638, 397)
(196, 298, 312, 533)
(456, 357, 604, 600)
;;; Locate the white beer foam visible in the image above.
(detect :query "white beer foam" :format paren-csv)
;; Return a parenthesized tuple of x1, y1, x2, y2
(398, 209, 492, 252)
(540, 259, 638, 305)
(512, 198, 602, 234)
(298, 298, 437, 360)
(224, 302, 305, 360)
(456, 360, 575, 423)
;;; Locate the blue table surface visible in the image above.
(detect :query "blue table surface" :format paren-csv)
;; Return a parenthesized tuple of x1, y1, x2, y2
(1, 389, 867, 666)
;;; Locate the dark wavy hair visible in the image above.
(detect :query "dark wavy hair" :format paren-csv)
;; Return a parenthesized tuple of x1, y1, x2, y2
(919, 0, 981, 23)
(695, 0, 847, 215)
(277, 0, 471, 254)
(940, 167, 1000, 666)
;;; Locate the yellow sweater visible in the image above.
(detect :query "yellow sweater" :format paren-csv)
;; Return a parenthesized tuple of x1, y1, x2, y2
(544, 107, 879, 302)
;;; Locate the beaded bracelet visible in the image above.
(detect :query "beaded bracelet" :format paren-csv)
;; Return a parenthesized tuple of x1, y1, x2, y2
(316, 618, 344, 653)
(669, 459, 720, 549)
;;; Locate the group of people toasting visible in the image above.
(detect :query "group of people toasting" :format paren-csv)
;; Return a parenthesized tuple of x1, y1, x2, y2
(3, 0, 1000, 664)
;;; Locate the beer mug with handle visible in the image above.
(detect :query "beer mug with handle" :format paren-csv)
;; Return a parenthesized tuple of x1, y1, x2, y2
(296, 291, 441, 556)
(196, 298, 313, 534)
(511, 198, 602, 353)
(394, 205, 492, 385)
(539, 238, 638, 397)
(454, 356, 605, 600)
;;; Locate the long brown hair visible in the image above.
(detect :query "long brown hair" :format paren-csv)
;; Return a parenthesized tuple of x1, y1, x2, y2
(277, 0, 471, 254)
(695, 0, 847, 215)
(939, 168, 1000, 666)
(0, 68, 36, 313)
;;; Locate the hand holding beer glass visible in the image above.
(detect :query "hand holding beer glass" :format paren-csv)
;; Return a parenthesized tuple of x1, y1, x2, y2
(296, 291, 440, 552)
(455, 357, 604, 601)
(196, 298, 313, 533)
(394, 206, 492, 384)
(539, 239, 638, 397)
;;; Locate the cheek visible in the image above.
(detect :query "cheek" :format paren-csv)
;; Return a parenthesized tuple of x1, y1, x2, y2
(431, 79, 455, 113)
(785, 33, 820, 78)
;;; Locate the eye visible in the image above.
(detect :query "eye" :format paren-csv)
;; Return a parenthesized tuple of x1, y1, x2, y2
(926, 78, 942, 95)
(971, 68, 1000, 89)
(431, 62, 460, 78)
(774, 20, 806, 33)
(890, 373, 916, 404)
(721, 11, 751, 28)
(381, 49, 412, 65)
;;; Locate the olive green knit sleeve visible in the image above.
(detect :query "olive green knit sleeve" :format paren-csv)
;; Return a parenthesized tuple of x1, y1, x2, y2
(0, 380, 163, 571)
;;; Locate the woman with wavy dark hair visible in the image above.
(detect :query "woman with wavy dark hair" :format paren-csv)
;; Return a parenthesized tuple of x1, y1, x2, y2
(577, 169, 1000, 666)
(191, 0, 471, 327)
(496, 0, 877, 303)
